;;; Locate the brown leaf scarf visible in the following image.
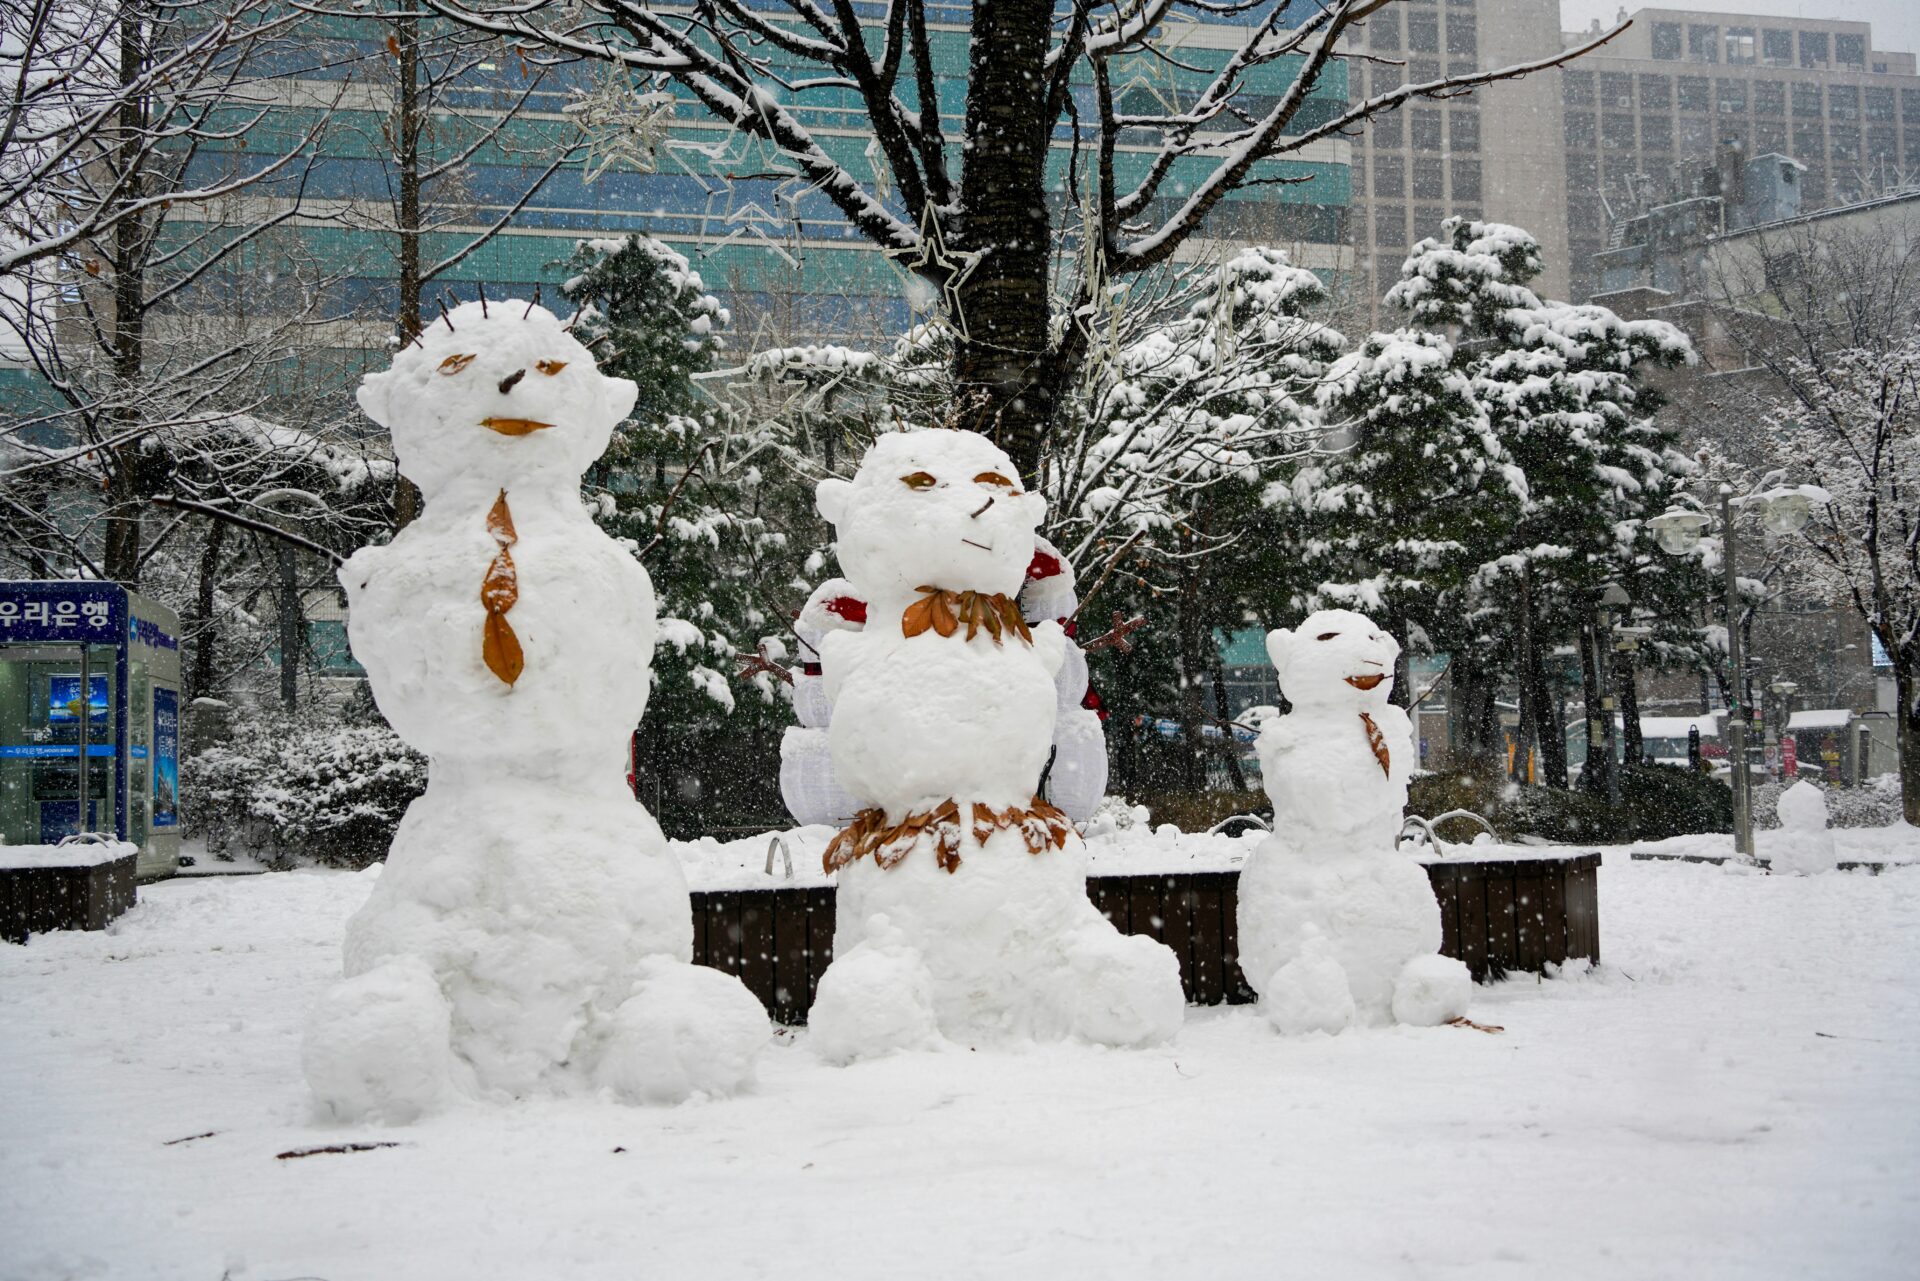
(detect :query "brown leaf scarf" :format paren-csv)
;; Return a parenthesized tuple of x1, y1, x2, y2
(901, 586, 1033, 646)
(1358, 711, 1390, 777)
(480, 490, 524, 686)
(824, 796, 1073, 875)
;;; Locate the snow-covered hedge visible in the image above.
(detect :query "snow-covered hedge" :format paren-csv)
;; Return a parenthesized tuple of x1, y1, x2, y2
(185, 716, 425, 868)
(1751, 775, 1905, 831)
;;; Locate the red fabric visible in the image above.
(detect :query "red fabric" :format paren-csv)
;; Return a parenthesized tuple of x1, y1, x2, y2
(1083, 685, 1107, 721)
(824, 595, 867, 624)
(1026, 550, 1063, 581)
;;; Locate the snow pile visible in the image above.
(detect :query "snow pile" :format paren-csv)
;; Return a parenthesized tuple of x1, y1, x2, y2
(304, 300, 766, 1120)
(806, 430, 1184, 1058)
(1238, 610, 1470, 1033)
(1771, 781, 1839, 875)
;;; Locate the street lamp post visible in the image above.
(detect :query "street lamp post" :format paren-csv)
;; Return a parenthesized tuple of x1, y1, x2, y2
(1648, 480, 1828, 861)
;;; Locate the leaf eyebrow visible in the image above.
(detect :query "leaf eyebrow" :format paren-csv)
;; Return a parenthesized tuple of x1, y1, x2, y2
(438, 354, 476, 374)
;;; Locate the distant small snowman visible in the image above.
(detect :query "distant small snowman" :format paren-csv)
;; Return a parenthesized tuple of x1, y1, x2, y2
(302, 299, 767, 1121)
(805, 429, 1184, 1061)
(1238, 608, 1471, 1033)
(1771, 780, 1838, 874)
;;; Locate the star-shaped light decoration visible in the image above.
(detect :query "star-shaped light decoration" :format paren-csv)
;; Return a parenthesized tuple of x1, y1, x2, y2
(1210, 257, 1241, 373)
(864, 136, 894, 203)
(563, 68, 676, 185)
(884, 201, 985, 341)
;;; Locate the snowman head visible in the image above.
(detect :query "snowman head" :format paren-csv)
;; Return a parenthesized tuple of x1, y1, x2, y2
(356, 300, 638, 497)
(816, 430, 1047, 602)
(1266, 609, 1400, 712)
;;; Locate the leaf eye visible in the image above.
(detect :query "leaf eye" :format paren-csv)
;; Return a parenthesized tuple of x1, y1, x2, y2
(438, 353, 476, 374)
(535, 359, 568, 376)
(901, 471, 938, 490)
(1316, 631, 1339, 641)
(973, 471, 1017, 491)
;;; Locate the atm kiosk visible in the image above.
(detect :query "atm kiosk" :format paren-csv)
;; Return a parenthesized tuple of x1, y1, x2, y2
(0, 582, 182, 880)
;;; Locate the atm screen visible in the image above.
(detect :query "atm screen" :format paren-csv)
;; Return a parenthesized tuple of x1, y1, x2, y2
(48, 675, 109, 725)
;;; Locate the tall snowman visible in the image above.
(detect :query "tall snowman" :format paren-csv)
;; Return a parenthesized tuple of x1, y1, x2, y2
(302, 299, 768, 1120)
(805, 429, 1184, 1062)
(1237, 609, 1471, 1033)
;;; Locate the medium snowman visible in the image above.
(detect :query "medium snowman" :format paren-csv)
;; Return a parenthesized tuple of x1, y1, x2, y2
(302, 299, 768, 1120)
(1018, 536, 1110, 822)
(806, 429, 1184, 1061)
(1237, 608, 1471, 1033)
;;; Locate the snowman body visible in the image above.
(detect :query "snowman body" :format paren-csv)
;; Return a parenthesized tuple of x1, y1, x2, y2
(303, 301, 767, 1120)
(806, 431, 1183, 1060)
(1018, 537, 1109, 822)
(1237, 609, 1470, 1032)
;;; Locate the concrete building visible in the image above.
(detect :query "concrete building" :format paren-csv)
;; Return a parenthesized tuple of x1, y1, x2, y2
(1340, 4, 1920, 317)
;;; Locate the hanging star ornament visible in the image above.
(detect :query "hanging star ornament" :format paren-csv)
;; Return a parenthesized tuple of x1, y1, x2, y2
(884, 202, 985, 341)
(563, 68, 675, 185)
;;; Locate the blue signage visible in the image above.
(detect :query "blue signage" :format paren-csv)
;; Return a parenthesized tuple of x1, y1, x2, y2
(152, 688, 179, 828)
(0, 581, 122, 642)
(0, 744, 117, 758)
(131, 614, 178, 652)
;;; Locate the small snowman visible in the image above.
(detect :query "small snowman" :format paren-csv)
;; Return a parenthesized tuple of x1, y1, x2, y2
(1238, 608, 1470, 1033)
(302, 299, 767, 1120)
(805, 429, 1184, 1061)
(778, 579, 866, 828)
(1770, 779, 1838, 874)
(1017, 537, 1110, 823)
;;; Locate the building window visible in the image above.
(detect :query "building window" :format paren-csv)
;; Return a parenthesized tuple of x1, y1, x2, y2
(1678, 77, 1710, 112)
(1374, 204, 1405, 247)
(1829, 128, 1859, 163)
(1755, 120, 1787, 154)
(1905, 90, 1920, 125)
(1828, 86, 1859, 123)
(1370, 66, 1404, 96)
(1716, 80, 1747, 115)
(1368, 12, 1400, 51)
(1414, 207, 1445, 240)
(1793, 83, 1821, 118)
(1639, 74, 1672, 108)
(1374, 155, 1405, 198)
(1601, 73, 1634, 108)
(1603, 113, 1636, 149)
(1408, 59, 1441, 84)
(1412, 156, 1445, 199)
(1565, 111, 1596, 149)
(1371, 109, 1404, 148)
(1793, 123, 1824, 159)
(1680, 117, 1712, 153)
(1641, 114, 1672, 151)
(1451, 158, 1481, 201)
(1834, 169, 1863, 204)
(1687, 25, 1718, 63)
(1410, 108, 1443, 150)
(1652, 23, 1682, 61)
(1865, 89, 1895, 123)
(1563, 71, 1594, 107)
(1719, 122, 1749, 154)
(1445, 15, 1476, 58)
(1802, 166, 1826, 204)
(1642, 160, 1673, 199)
(1724, 28, 1756, 65)
(1799, 31, 1828, 68)
(1835, 33, 1865, 69)
(1867, 127, 1897, 166)
(1407, 11, 1438, 53)
(1447, 60, 1476, 78)
(1755, 80, 1784, 116)
(1449, 110, 1480, 152)
(1762, 30, 1793, 66)
(1567, 199, 1600, 234)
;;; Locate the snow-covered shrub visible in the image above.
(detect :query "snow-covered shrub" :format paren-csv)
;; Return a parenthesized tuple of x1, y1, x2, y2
(1751, 774, 1905, 830)
(185, 715, 425, 867)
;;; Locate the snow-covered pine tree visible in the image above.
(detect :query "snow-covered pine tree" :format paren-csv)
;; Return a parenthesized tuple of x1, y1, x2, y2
(1386, 218, 1696, 786)
(559, 234, 798, 832)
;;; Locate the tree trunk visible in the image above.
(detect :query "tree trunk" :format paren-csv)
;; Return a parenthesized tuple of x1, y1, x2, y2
(277, 544, 302, 711)
(102, 2, 149, 587)
(1448, 653, 1500, 776)
(1577, 614, 1610, 798)
(1511, 575, 1537, 783)
(1208, 646, 1248, 793)
(1174, 527, 1207, 793)
(1897, 656, 1919, 826)
(187, 520, 227, 702)
(391, 13, 426, 531)
(1616, 646, 1643, 766)
(951, 0, 1058, 482)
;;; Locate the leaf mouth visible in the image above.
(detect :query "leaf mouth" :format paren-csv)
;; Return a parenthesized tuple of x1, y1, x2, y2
(480, 417, 553, 436)
(1345, 673, 1386, 691)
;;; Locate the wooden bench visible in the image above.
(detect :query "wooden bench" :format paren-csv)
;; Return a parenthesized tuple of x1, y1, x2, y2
(692, 851, 1602, 1024)
(1, 843, 140, 945)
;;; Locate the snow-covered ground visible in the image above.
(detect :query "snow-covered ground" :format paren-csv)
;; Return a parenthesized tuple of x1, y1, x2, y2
(6, 846, 1920, 1280)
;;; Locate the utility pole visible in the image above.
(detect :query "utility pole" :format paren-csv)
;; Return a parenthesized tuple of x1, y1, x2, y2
(1721, 486, 1755, 858)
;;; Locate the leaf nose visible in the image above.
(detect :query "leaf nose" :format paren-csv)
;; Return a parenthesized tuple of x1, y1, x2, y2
(498, 368, 526, 394)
